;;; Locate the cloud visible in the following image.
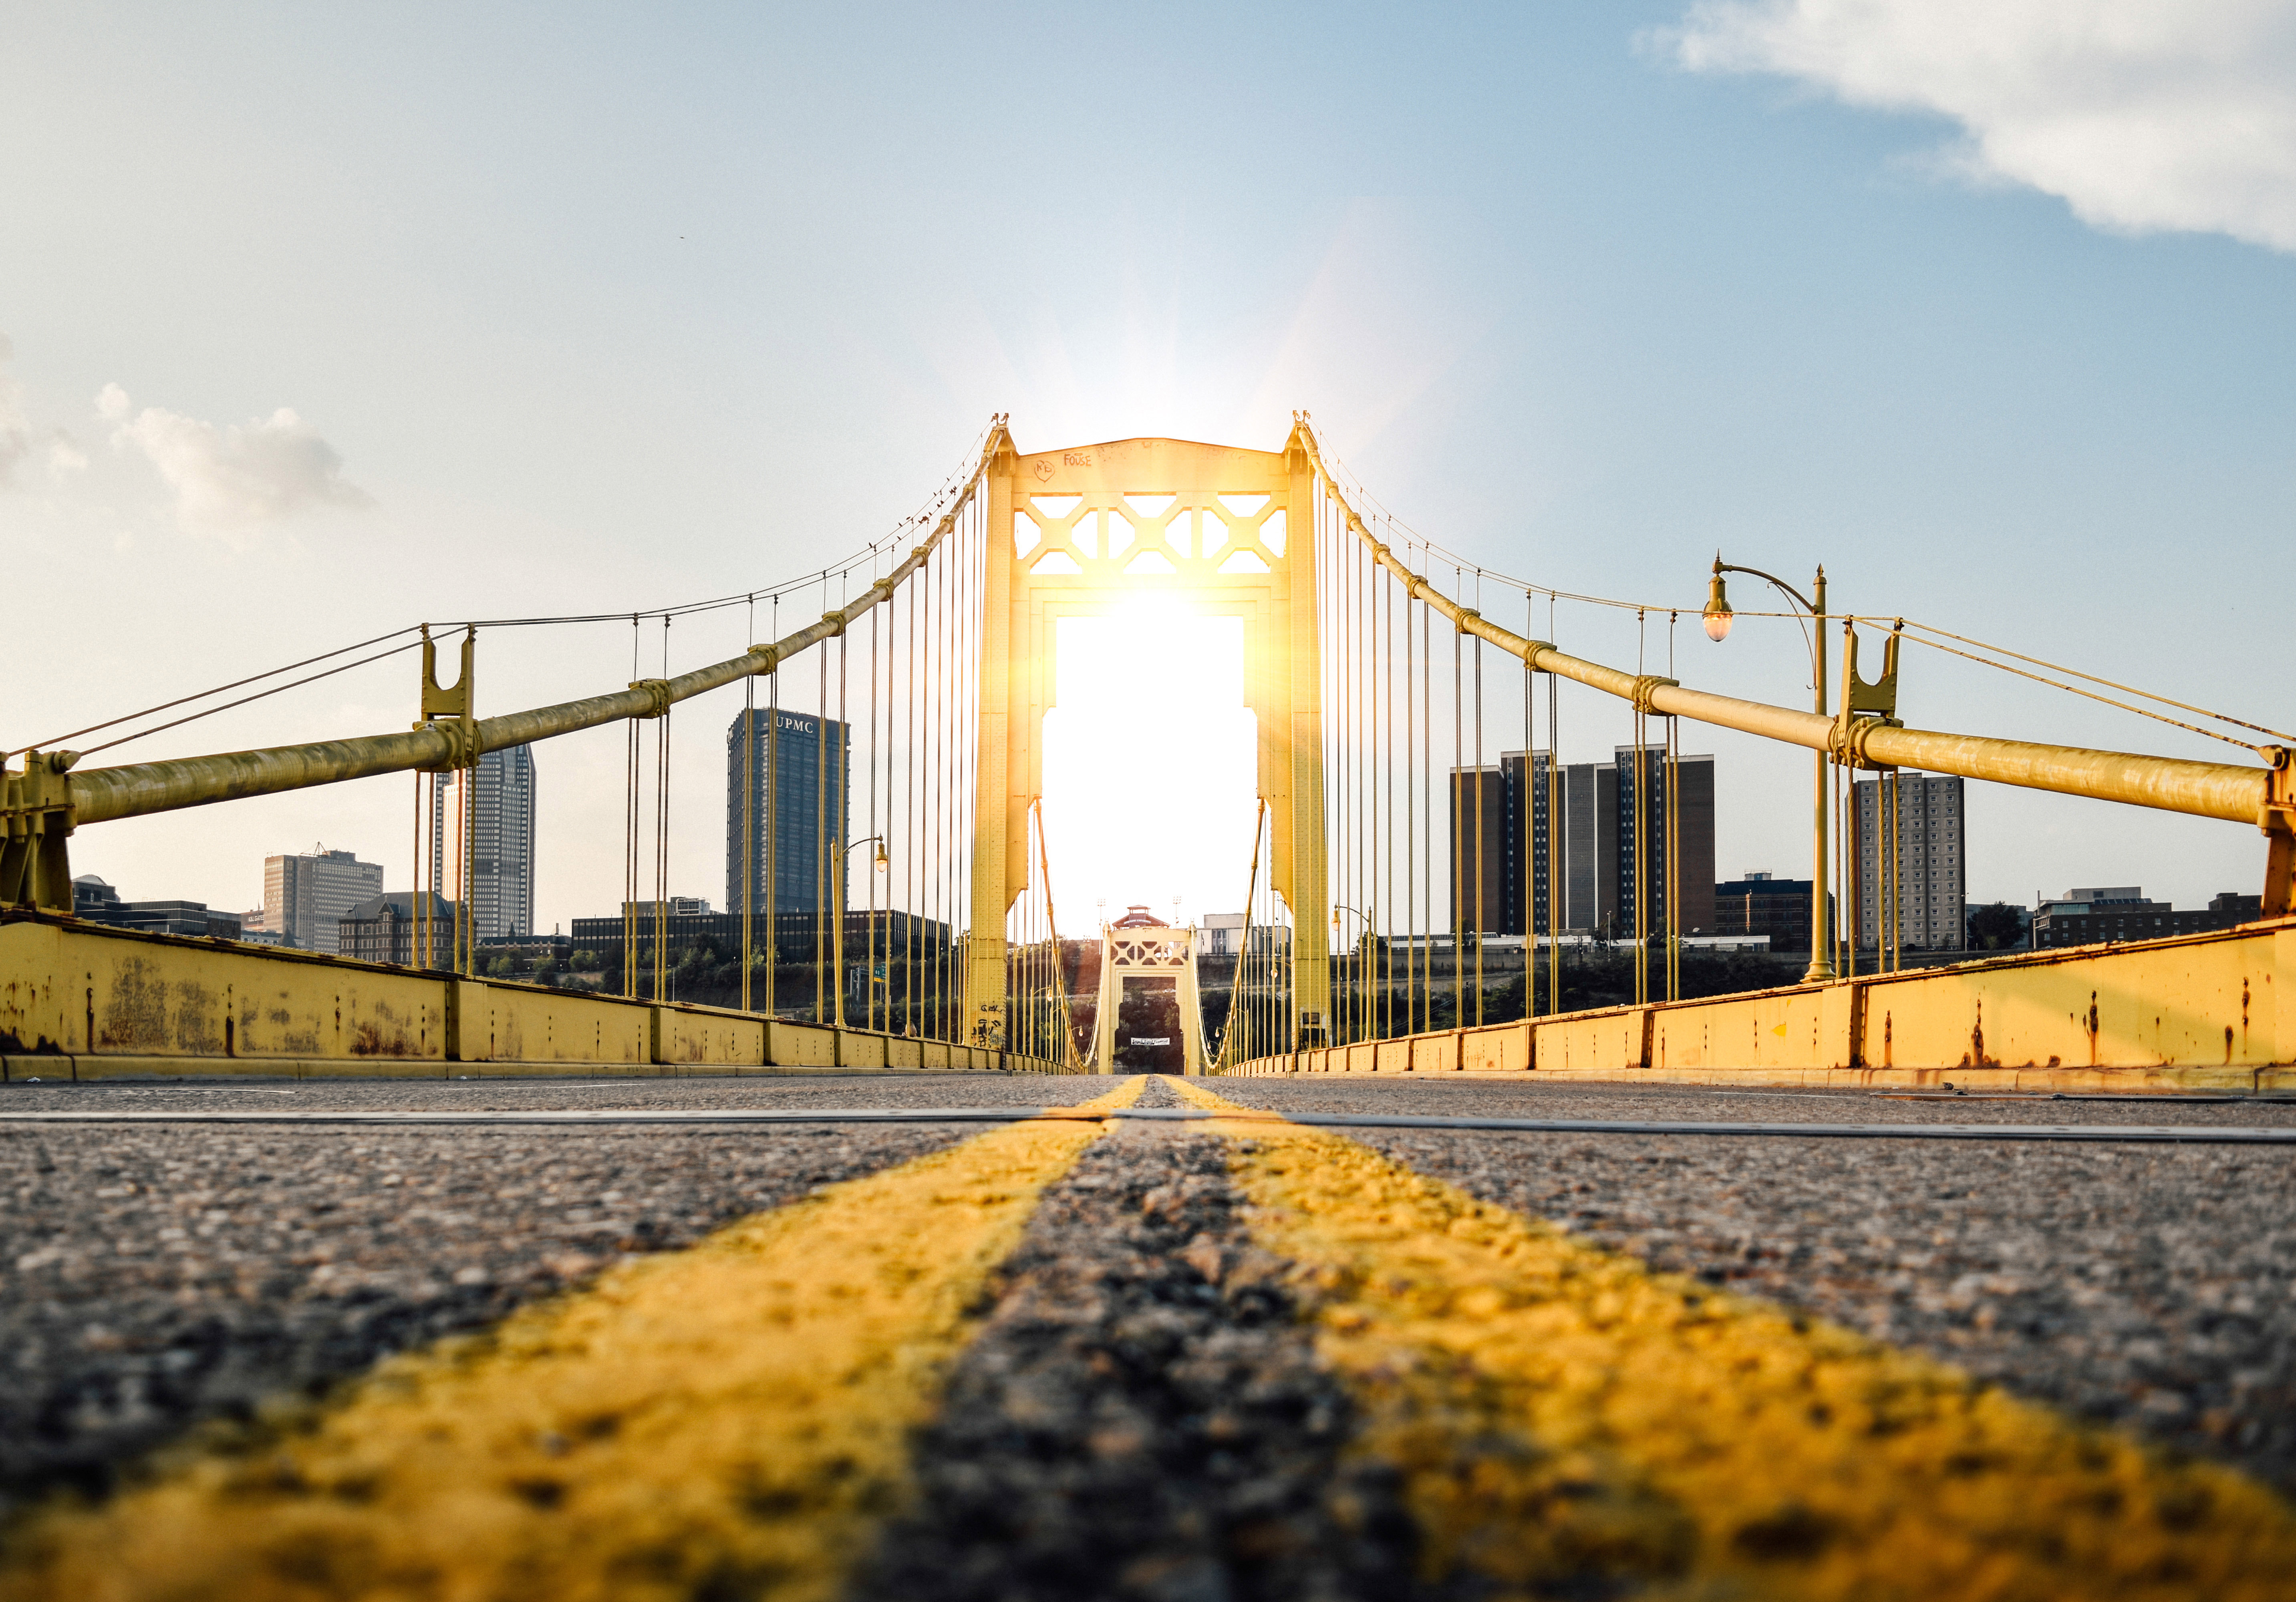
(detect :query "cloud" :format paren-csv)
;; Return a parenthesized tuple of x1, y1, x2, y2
(0, 334, 29, 487)
(1658, 1, 2296, 253)
(100, 383, 375, 532)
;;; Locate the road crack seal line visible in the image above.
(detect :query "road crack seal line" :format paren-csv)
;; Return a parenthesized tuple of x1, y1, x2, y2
(850, 1107, 1419, 1601)
(1172, 1076, 2296, 1600)
(0, 1079, 1147, 1602)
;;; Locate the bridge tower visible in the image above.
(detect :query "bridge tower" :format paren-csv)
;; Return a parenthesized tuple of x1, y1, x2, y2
(1091, 906, 1206, 1075)
(966, 427, 1330, 1053)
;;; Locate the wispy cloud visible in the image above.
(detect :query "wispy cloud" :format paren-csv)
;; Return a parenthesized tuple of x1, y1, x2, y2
(99, 382, 375, 534)
(1657, 1, 2296, 254)
(0, 335, 30, 487)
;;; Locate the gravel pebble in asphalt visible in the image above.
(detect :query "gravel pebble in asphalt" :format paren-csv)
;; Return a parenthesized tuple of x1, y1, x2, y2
(0, 1073, 1095, 1517)
(1214, 1078, 2296, 1494)
(856, 1079, 1420, 1602)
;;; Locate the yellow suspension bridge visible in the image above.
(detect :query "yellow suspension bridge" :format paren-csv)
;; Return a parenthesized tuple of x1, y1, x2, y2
(4, 419, 2294, 1601)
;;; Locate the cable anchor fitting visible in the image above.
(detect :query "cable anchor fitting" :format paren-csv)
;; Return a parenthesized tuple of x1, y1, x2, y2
(1629, 675, 1678, 715)
(415, 626, 480, 771)
(0, 749, 79, 911)
(1831, 620, 1903, 771)
(628, 679, 674, 720)
(2261, 749, 2296, 919)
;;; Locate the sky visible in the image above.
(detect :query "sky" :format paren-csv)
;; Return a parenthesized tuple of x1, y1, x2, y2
(2, 1, 2292, 935)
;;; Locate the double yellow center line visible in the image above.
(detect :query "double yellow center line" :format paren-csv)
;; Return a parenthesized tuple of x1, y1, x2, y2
(2, 1081, 1145, 1602)
(1173, 1079, 2296, 1600)
(10, 1077, 2293, 1601)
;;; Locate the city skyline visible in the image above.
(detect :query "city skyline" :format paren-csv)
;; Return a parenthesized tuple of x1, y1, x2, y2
(8, 6, 2286, 933)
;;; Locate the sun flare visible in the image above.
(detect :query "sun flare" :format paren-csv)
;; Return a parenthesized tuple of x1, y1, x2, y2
(1038, 598, 1257, 933)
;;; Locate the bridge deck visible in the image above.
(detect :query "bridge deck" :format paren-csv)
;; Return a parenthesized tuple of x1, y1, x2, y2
(4, 1071, 2293, 1600)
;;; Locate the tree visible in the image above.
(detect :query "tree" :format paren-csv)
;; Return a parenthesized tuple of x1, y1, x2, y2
(1112, 980, 1182, 1073)
(1968, 903, 2026, 951)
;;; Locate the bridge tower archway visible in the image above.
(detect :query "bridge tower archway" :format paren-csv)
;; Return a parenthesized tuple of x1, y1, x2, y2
(1092, 908, 1205, 1075)
(966, 427, 1329, 1055)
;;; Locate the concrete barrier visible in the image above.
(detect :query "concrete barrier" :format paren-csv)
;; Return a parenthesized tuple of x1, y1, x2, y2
(0, 915, 1069, 1081)
(1223, 918, 2296, 1092)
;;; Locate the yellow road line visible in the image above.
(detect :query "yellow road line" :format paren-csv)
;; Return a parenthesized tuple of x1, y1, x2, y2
(1173, 1077, 2296, 1600)
(2, 1080, 1146, 1602)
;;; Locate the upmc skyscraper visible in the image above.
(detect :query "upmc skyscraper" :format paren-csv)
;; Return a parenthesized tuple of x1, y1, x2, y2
(726, 709, 851, 916)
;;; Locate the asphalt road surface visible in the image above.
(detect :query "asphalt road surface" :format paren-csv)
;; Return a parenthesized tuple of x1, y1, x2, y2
(3, 1070, 2292, 1600)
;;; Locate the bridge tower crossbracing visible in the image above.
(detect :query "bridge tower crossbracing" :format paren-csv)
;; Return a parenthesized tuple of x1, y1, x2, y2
(1091, 917, 1207, 1075)
(965, 427, 1331, 1052)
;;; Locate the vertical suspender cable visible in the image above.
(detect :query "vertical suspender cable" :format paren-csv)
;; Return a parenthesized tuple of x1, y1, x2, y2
(869, 581, 880, 1033)
(743, 599, 755, 1014)
(1405, 580, 1423, 1028)
(1348, 498, 1360, 1046)
(1524, 590, 1535, 1015)
(1402, 579, 1415, 1038)
(1472, 581, 1485, 1028)
(413, 771, 426, 971)
(1891, 770, 1904, 972)
(1633, 609, 1647, 1008)
(1847, 767, 1860, 978)
(767, 595, 780, 1022)
(1837, 730, 1855, 968)
(905, 550, 917, 1036)
(923, 538, 938, 1038)
(815, 576, 828, 1024)
(1451, 570, 1463, 1027)
(656, 616, 671, 1005)
(1672, 614, 1682, 1002)
(1355, 525, 1365, 1044)
(623, 615, 639, 999)
(836, 573, 849, 1029)
(1547, 594, 1561, 1018)
(1383, 548, 1395, 1042)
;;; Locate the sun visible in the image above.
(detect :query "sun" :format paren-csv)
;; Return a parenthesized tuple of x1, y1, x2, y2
(1037, 597, 1258, 932)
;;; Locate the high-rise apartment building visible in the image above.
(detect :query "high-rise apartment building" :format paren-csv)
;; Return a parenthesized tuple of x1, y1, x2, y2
(431, 745, 538, 940)
(1449, 765, 1510, 936)
(262, 846, 384, 954)
(1852, 771, 1966, 950)
(1615, 744, 1717, 945)
(1457, 747, 1715, 938)
(726, 709, 852, 917)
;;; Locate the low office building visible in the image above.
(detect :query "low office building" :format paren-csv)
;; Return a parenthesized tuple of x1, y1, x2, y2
(72, 875, 242, 939)
(1713, 872, 1815, 954)
(1196, 912, 1247, 957)
(338, 893, 460, 968)
(2032, 888, 2261, 949)
(569, 907, 948, 968)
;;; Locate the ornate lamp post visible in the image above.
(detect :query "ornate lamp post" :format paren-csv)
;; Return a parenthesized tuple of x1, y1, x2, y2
(1330, 903, 1374, 1044)
(832, 834, 890, 1030)
(1703, 557, 1835, 982)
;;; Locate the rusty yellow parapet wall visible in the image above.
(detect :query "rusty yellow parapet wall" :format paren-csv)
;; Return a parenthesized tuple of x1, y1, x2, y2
(0, 916, 1062, 1080)
(1229, 916, 2296, 1093)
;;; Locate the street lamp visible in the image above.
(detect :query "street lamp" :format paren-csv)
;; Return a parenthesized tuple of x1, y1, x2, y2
(1331, 903, 1373, 1045)
(1703, 555, 1835, 983)
(832, 834, 890, 1030)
